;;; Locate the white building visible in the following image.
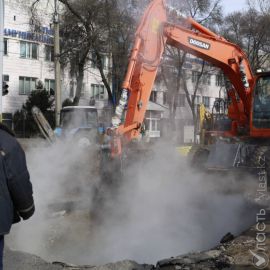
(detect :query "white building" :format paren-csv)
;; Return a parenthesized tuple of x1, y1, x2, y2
(3, 0, 109, 124)
(3, 0, 55, 115)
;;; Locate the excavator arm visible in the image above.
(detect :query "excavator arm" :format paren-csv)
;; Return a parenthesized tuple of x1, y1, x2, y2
(109, 0, 255, 156)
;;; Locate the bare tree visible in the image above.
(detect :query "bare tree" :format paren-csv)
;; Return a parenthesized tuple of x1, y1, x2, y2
(222, 7, 270, 70)
(59, 0, 142, 106)
(160, 0, 222, 141)
(31, 0, 137, 106)
(247, 0, 270, 14)
(59, 0, 113, 105)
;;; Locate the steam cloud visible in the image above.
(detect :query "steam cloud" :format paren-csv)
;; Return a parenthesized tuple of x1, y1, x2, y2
(7, 139, 259, 265)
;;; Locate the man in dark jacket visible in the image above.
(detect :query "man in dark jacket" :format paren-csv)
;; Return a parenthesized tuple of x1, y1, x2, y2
(0, 124, 35, 270)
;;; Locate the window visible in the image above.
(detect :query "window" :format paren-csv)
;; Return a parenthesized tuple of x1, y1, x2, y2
(191, 95, 200, 105)
(45, 79, 55, 93)
(91, 84, 105, 100)
(253, 75, 270, 128)
(61, 108, 98, 129)
(45, 45, 54, 61)
(163, 92, 168, 105)
(145, 110, 161, 137)
(19, 76, 37, 95)
(192, 71, 200, 83)
(2, 113, 12, 130)
(202, 74, 211, 85)
(176, 94, 186, 107)
(80, 83, 86, 97)
(3, 75, 9, 82)
(192, 71, 211, 85)
(70, 81, 76, 97)
(215, 74, 224, 86)
(150, 91, 157, 102)
(20, 42, 38, 59)
(202, 96, 210, 108)
(4, 39, 7, 55)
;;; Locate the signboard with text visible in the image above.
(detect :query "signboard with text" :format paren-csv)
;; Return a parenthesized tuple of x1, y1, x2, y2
(4, 26, 53, 45)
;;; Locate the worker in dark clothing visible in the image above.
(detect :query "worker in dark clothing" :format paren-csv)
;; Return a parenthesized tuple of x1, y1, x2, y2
(0, 124, 35, 270)
(0, 238, 3, 270)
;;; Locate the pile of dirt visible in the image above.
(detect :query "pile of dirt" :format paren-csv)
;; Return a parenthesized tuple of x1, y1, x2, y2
(3, 247, 62, 270)
(156, 219, 270, 270)
(3, 248, 153, 270)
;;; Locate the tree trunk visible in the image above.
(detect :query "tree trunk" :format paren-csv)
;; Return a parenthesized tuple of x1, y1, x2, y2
(111, 54, 121, 108)
(94, 50, 114, 105)
(73, 63, 84, 106)
(192, 108, 198, 144)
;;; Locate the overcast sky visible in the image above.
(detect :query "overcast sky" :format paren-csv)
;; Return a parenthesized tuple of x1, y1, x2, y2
(221, 0, 247, 14)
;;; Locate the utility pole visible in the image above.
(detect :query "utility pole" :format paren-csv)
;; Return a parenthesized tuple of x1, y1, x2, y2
(54, 0, 61, 127)
(0, 0, 4, 122)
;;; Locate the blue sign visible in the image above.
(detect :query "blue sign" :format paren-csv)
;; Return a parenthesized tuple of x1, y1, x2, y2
(4, 27, 54, 45)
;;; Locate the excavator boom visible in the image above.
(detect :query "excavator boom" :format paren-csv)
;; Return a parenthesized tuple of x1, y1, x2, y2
(109, 0, 267, 156)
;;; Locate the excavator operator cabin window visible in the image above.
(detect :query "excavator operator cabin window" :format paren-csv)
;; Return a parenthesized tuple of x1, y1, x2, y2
(253, 75, 270, 128)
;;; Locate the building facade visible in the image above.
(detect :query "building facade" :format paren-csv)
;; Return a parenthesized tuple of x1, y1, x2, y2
(3, 0, 55, 115)
(3, 0, 109, 118)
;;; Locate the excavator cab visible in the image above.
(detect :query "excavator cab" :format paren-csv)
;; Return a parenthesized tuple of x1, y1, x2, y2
(252, 73, 270, 130)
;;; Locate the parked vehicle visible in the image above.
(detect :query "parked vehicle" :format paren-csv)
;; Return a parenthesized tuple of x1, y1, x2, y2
(58, 106, 98, 147)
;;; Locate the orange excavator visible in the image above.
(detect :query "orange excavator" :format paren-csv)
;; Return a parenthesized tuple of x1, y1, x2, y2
(107, 0, 270, 176)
